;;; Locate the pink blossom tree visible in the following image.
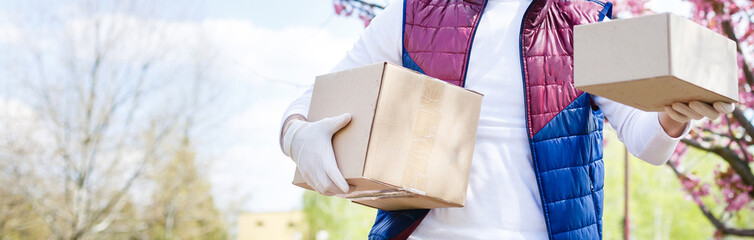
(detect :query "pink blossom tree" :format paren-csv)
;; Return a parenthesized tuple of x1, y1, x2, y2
(332, 0, 387, 27)
(612, 0, 754, 237)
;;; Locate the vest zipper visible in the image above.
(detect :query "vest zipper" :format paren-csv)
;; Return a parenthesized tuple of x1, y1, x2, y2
(461, 0, 490, 88)
(518, 0, 554, 239)
(585, 0, 606, 7)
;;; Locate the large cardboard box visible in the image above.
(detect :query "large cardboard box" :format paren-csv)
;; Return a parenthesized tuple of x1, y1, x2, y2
(293, 62, 483, 211)
(574, 13, 738, 111)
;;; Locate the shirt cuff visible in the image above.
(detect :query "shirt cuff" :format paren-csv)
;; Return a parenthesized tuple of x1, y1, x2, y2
(654, 112, 693, 140)
(280, 104, 309, 130)
(636, 112, 691, 165)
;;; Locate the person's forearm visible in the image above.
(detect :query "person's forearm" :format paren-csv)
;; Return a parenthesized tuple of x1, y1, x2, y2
(658, 112, 688, 138)
(280, 114, 307, 152)
(593, 96, 690, 165)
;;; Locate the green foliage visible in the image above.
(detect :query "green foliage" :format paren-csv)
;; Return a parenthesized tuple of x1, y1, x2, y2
(602, 129, 716, 239)
(0, 191, 50, 240)
(301, 191, 377, 240)
(146, 147, 228, 240)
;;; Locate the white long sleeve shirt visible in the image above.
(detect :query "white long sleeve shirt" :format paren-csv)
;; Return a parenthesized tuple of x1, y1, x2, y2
(282, 0, 688, 239)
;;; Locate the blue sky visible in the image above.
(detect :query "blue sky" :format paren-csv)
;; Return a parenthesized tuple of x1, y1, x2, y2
(206, 0, 352, 29)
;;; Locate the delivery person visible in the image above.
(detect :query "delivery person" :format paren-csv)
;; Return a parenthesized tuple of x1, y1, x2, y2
(278, 0, 734, 239)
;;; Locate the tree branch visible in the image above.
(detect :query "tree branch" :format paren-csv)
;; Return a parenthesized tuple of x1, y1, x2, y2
(681, 138, 754, 198)
(724, 115, 752, 162)
(731, 108, 754, 142)
(699, 127, 741, 141)
(347, 0, 386, 10)
(85, 118, 174, 235)
(721, 20, 754, 90)
(667, 162, 754, 236)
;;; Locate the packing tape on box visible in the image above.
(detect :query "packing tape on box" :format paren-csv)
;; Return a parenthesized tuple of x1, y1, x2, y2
(335, 189, 414, 201)
(401, 78, 445, 190)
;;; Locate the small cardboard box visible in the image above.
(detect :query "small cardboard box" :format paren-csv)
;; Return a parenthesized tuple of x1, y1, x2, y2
(574, 13, 738, 111)
(293, 62, 483, 211)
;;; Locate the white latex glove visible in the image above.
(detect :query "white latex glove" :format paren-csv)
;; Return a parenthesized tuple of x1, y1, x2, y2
(664, 101, 735, 123)
(282, 113, 351, 195)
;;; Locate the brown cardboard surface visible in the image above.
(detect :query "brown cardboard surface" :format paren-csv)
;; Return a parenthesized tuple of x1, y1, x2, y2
(364, 64, 481, 206)
(294, 63, 384, 181)
(577, 75, 735, 111)
(291, 62, 482, 210)
(668, 14, 738, 102)
(575, 13, 671, 87)
(353, 193, 463, 211)
(574, 13, 738, 112)
(299, 177, 462, 211)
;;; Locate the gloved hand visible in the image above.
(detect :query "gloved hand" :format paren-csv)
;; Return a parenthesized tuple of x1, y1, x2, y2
(664, 101, 735, 123)
(283, 113, 352, 195)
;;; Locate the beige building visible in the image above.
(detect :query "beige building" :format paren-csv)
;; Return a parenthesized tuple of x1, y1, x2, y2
(237, 211, 306, 240)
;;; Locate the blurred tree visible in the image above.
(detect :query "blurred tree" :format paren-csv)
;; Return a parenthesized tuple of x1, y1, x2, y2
(0, 100, 50, 238)
(301, 191, 376, 240)
(612, 0, 754, 237)
(0, 0, 225, 239)
(332, 0, 387, 26)
(145, 139, 226, 240)
(0, 187, 50, 239)
(143, 33, 227, 240)
(602, 129, 717, 239)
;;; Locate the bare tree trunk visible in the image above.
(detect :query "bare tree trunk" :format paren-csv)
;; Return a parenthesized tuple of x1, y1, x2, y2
(624, 145, 630, 240)
(0, 0, 217, 238)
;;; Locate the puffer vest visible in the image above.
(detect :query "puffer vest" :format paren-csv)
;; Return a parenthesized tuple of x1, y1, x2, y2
(368, 0, 613, 240)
